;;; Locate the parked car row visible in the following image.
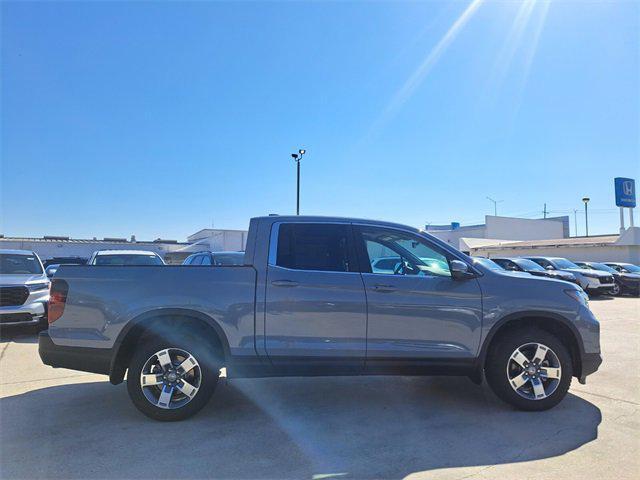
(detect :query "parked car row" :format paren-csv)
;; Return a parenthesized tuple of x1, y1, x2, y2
(475, 255, 640, 297)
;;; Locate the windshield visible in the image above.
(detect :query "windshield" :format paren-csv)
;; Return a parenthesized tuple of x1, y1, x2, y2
(213, 253, 244, 266)
(94, 254, 164, 266)
(620, 264, 640, 273)
(584, 263, 617, 274)
(0, 253, 43, 274)
(512, 258, 546, 271)
(473, 258, 503, 270)
(552, 258, 580, 269)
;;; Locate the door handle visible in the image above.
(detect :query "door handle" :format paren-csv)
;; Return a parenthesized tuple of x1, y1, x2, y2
(271, 280, 299, 287)
(373, 284, 397, 293)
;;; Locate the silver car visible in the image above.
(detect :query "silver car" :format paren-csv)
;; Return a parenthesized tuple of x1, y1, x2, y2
(88, 249, 165, 266)
(0, 249, 50, 328)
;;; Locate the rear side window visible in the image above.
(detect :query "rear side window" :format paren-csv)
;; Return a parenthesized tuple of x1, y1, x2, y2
(275, 223, 355, 272)
(201, 255, 212, 266)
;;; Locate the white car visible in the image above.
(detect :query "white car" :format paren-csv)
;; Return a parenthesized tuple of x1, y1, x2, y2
(87, 250, 165, 266)
(0, 249, 50, 328)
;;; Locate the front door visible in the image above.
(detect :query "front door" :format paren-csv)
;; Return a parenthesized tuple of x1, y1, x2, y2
(264, 222, 367, 372)
(355, 225, 483, 366)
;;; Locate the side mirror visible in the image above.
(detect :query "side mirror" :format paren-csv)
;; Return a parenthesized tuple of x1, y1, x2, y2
(545, 265, 555, 271)
(450, 260, 475, 280)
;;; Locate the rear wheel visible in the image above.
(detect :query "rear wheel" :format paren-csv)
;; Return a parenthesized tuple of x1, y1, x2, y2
(126, 333, 219, 421)
(485, 327, 572, 411)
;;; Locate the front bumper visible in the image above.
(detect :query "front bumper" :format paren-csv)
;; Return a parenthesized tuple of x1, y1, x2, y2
(584, 281, 615, 293)
(39, 331, 111, 375)
(579, 352, 603, 383)
(0, 301, 46, 326)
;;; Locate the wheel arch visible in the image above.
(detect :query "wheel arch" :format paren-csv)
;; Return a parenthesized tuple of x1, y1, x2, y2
(109, 308, 231, 385)
(478, 311, 585, 380)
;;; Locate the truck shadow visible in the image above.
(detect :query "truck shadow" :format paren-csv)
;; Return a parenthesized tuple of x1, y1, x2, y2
(0, 376, 601, 479)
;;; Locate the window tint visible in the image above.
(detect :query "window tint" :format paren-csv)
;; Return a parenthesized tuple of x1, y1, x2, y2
(276, 223, 354, 272)
(359, 227, 451, 277)
(201, 255, 212, 266)
(191, 255, 203, 266)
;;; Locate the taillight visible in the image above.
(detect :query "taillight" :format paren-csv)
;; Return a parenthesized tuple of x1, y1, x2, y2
(48, 279, 69, 324)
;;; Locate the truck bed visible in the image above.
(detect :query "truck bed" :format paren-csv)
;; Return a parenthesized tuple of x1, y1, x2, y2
(49, 265, 257, 358)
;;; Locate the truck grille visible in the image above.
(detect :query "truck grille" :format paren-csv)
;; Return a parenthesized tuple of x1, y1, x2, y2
(599, 276, 614, 284)
(0, 286, 29, 307)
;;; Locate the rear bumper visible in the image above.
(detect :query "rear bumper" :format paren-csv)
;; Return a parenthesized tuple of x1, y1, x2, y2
(579, 352, 602, 383)
(38, 331, 111, 375)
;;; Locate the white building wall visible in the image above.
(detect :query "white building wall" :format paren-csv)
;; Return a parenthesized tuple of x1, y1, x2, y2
(187, 229, 248, 251)
(485, 216, 565, 241)
(0, 239, 185, 262)
(428, 226, 486, 247)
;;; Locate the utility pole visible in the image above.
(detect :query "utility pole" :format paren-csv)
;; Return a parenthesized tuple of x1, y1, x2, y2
(582, 197, 590, 237)
(486, 196, 503, 216)
(291, 149, 306, 215)
(573, 209, 578, 236)
(543, 203, 548, 219)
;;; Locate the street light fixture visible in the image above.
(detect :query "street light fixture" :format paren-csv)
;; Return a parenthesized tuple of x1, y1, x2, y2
(292, 149, 306, 215)
(486, 196, 503, 216)
(582, 197, 590, 237)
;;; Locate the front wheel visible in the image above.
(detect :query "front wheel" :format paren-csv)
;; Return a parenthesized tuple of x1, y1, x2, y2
(126, 333, 219, 421)
(485, 328, 572, 411)
(609, 283, 621, 296)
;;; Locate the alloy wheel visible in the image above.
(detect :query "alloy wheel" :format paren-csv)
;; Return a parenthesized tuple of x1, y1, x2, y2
(140, 348, 201, 409)
(506, 342, 561, 400)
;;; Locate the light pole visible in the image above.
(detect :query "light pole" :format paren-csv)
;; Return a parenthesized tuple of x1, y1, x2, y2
(291, 149, 306, 215)
(486, 196, 503, 216)
(582, 197, 590, 237)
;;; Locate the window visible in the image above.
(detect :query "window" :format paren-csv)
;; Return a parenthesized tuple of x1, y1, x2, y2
(494, 259, 520, 271)
(0, 254, 43, 274)
(213, 253, 244, 266)
(528, 258, 551, 269)
(275, 223, 355, 272)
(359, 226, 451, 277)
(94, 254, 164, 266)
(190, 255, 203, 266)
(201, 255, 212, 266)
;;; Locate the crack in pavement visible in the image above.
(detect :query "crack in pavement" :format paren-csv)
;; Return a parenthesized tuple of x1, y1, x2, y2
(572, 388, 640, 406)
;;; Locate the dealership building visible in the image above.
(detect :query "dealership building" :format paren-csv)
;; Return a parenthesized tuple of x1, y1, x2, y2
(0, 228, 249, 265)
(425, 215, 571, 252)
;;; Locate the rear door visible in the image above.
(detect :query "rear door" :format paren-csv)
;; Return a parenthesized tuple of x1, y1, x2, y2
(264, 222, 367, 371)
(354, 225, 483, 365)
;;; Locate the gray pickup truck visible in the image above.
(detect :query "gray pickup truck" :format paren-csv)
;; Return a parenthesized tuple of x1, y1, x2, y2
(39, 216, 602, 421)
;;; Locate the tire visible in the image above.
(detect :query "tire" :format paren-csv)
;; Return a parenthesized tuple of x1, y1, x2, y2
(126, 332, 220, 421)
(485, 327, 572, 411)
(610, 283, 621, 296)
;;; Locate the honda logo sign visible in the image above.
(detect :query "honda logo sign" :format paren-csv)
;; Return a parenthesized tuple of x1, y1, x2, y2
(615, 177, 636, 208)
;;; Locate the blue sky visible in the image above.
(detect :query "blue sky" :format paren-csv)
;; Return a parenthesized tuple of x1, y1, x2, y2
(2, 0, 638, 240)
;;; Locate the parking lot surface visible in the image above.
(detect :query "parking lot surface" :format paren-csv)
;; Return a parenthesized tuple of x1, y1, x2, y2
(1, 297, 638, 479)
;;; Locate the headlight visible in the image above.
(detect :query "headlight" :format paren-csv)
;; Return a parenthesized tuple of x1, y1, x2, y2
(27, 282, 50, 292)
(564, 288, 589, 308)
